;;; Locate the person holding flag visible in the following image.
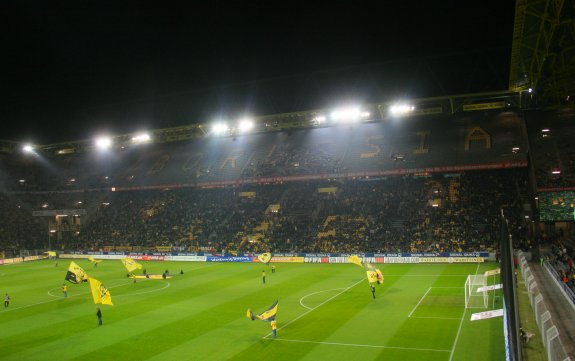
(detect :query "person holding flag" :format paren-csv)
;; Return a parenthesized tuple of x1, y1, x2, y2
(96, 307, 103, 326)
(262, 270, 266, 284)
(370, 284, 376, 299)
(64, 261, 89, 284)
(271, 319, 277, 338)
(62, 284, 68, 298)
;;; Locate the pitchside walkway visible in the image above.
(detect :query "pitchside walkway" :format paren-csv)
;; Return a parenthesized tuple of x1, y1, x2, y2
(528, 260, 575, 359)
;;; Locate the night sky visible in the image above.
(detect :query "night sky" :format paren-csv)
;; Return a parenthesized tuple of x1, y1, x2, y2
(1, 0, 516, 145)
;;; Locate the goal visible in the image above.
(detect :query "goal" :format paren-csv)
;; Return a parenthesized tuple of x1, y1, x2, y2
(465, 274, 488, 309)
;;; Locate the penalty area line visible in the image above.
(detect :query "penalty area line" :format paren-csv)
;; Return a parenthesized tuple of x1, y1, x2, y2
(410, 316, 462, 320)
(448, 262, 480, 361)
(408, 287, 431, 318)
(269, 338, 451, 353)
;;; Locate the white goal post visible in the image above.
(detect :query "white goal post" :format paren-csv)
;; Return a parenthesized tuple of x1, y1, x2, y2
(465, 274, 488, 309)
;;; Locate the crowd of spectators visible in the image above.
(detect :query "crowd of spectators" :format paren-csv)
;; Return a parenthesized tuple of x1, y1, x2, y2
(0, 168, 530, 256)
(547, 240, 575, 294)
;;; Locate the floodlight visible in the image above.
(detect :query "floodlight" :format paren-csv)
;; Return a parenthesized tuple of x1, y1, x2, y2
(238, 119, 254, 132)
(389, 104, 415, 116)
(211, 122, 229, 135)
(314, 115, 326, 124)
(95, 136, 112, 149)
(551, 169, 561, 175)
(330, 107, 362, 122)
(22, 144, 34, 153)
(132, 133, 151, 143)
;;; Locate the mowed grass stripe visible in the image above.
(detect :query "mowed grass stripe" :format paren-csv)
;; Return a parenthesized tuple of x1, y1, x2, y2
(1, 263, 348, 360)
(68, 262, 356, 357)
(0, 261, 504, 361)
(228, 265, 410, 361)
(68, 264, 360, 361)
(143, 277, 367, 361)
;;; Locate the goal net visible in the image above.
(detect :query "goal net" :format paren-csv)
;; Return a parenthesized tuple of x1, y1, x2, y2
(465, 274, 488, 309)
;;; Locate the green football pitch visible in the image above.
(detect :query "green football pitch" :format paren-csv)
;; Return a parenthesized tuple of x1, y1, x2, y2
(0, 260, 504, 361)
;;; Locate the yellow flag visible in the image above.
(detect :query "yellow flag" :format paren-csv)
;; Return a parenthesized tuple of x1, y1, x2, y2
(44, 251, 57, 257)
(65, 261, 89, 284)
(258, 300, 278, 321)
(88, 256, 102, 264)
(121, 257, 143, 273)
(348, 255, 364, 268)
(366, 270, 378, 283)
(376, 269, 384, 284)
(257, 253, 272, 264)
(88, 278, 113, 306)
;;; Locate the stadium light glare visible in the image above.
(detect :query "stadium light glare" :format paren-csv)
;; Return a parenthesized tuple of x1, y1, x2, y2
(238, 119, 254, 132)
(95, 136, 112, 149)
(389, 103, 415, 116)
(22, 144, 34, 153)
(211, 122, 229, 135)
(551, 169, 561, 175)
(132, 133, 151, 143)
(330, 107, 362, 123)
(313, 115, 326, 125)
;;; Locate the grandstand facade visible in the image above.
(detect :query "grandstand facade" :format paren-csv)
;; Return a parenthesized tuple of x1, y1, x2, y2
(1, 98, 553, 258)
(2, 93, 575, 260)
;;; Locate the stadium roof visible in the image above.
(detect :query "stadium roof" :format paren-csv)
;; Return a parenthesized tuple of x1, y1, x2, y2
(509, 0, 575, 107)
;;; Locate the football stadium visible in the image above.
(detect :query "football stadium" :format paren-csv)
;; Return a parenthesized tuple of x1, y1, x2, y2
(1, 2, 575, 361)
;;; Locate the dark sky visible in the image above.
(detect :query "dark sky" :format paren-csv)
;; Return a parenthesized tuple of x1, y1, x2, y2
(1, 0, 517, 145)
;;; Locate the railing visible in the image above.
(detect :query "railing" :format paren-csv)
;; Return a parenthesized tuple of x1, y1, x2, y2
(518, 251, 571, 361)
(544, 260, 575, 308)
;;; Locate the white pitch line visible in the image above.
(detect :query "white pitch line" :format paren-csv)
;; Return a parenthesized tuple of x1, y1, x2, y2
(269, 338, 451, 353)
(114, 281, 171, 298)
(299, 288, 346, 310)
(3, 279, 170, 313)
(448, 262, 480, 361)
(448, 309, 467, 361)
(408, 287, 431, 318)
(410, 316, 462, 320)
(263, 278, 365, 339)
(47, 278, 143, 298)
(383, 274, 470, 277)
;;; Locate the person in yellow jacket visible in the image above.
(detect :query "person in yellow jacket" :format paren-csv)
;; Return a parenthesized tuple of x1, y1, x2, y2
(271, 319, 277, 338)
